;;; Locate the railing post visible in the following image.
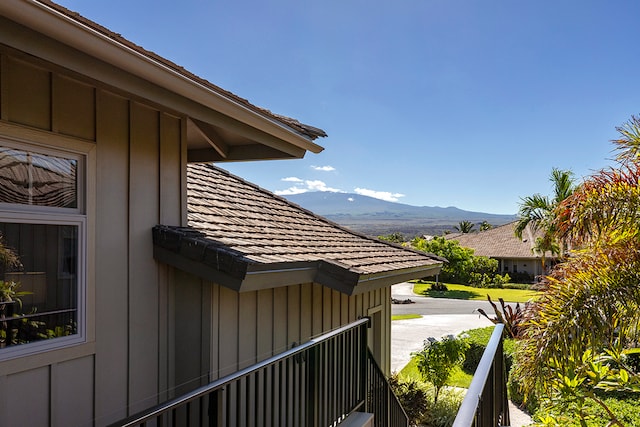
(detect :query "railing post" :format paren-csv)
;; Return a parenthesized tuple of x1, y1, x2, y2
(360, 319, 369, 414)
(306, 344, 318, 427)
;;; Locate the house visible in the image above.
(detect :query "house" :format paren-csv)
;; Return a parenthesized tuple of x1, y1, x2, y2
(0, 1, 443, 426)
(445, 221, 556, 280)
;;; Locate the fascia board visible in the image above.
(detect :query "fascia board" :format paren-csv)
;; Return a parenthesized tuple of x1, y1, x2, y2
(350, 264, 443, 295)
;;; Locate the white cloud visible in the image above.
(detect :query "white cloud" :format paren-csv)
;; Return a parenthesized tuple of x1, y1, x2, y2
(275, 179, 343, 195)
(354, 188, 405, 202)
(281, 176, 303, 182)
(305, 180, 342, 193)
(347, 197, 354, 202)
(311, 165, 336, 172)
(275, 186, 308, 196)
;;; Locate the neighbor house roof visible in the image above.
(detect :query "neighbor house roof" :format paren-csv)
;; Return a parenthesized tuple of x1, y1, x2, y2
(154, 164, 443, 295)
(0, 0, 325, 161)
(445, 222, 555, 259)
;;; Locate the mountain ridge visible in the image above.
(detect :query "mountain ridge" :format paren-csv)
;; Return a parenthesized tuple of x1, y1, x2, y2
(284, 192, 517, 237)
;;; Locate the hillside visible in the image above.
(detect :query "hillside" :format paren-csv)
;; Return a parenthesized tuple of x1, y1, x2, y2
(284, 192, 517, 238)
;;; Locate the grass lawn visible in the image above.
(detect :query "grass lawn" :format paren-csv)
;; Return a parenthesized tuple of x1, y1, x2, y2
(391, 314, 422, 321)
(412, 281, 540, 303)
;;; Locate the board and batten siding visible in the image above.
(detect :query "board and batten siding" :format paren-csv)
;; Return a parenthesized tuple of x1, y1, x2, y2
(172, 273, 392, 398)
(0, 47, 186, 427)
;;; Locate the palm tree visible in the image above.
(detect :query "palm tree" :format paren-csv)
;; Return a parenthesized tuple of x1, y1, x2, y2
(531, 235, 559, 273)
(514, 168, 576, 255)
(479, 221, 493, 231)
(454, 220, 475, 233)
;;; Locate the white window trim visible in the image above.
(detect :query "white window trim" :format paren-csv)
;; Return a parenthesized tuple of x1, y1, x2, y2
(0, 140, 85, 215)
(0, 212, 87, 360)
(0, 137, 88, 361)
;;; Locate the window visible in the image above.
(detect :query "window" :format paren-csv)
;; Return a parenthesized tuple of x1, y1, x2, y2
(0, 141, 85, 356)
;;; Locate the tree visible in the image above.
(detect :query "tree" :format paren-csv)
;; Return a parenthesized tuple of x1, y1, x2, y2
(532, 234, 559, 273)
(515, 116, 640, 425)
(479, 221, 493, 231)
(412, 236, 475, 284)
(515, 168, 576, 256)
(454, 220, 475, 233)
(412, 236, 501, 286)
(414, 335, 469, 403)
(378, 232, 405, 244)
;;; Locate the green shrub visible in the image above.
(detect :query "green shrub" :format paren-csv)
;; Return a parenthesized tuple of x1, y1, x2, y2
(462, 342, 485, 374)
(469, 272, 512, 288)
(490, 273, 511, 288)
(503, 283, 531, 290)
(534, 392, 640, 426)
(422, 388, 464, 427)
(388, 374, 430, 425)
(430, 282, 448, 291)
(460, 327, 516, 382)
(389, 374, 465, 427)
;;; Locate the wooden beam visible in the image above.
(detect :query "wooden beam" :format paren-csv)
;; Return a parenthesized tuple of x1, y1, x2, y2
(187, 118, 228, 159)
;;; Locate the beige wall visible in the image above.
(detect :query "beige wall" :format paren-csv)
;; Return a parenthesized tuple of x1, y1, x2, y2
(0, 44, 185, 426)
(172, 271, 392, 398)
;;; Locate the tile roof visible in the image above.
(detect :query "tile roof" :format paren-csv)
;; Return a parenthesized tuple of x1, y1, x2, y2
(445, 222, 555, 259)
(154, 164, 442, 294)
(32, 0, 327, 141)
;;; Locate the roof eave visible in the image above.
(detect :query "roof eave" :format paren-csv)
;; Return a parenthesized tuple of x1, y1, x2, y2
(1, 0, 324, 154)
(153, 226, 444, 295)
(350, 264, 443, 295)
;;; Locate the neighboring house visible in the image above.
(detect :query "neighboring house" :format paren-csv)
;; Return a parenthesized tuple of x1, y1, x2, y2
(0, 2, 443, 426)
(445, 222, 556, 280)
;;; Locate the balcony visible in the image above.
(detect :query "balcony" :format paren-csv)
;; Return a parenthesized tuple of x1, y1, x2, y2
(109, 318, 408, 427)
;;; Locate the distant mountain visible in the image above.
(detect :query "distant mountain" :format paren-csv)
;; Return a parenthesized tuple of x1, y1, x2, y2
(284, 192, 517, 237)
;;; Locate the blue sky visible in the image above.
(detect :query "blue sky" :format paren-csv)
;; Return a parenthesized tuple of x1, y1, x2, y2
(58, 0, 640, 214)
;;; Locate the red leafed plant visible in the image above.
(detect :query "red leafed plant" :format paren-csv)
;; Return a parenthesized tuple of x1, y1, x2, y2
(477, 295, 529, 339)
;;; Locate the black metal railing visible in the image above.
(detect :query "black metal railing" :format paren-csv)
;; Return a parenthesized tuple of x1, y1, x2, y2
(110, 317, 408, 427)
(452, 323, 510, 427)
(366, 350, 409, 427)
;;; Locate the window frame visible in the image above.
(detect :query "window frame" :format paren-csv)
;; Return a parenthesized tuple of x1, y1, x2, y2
(0, 138, 88, 361)
(0, 140, 85, 215)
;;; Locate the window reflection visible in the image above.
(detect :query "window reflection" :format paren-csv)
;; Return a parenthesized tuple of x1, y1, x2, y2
(0, 223, 78, 348)
(0, 147, 77, 208)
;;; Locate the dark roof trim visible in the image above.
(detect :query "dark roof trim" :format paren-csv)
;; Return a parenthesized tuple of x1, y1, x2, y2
(153, 225, 442, 295)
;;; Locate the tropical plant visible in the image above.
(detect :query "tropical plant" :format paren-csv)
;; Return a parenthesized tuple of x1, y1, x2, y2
(479, 220, 493, 231)
(0, 280, 30, 308)
(421, 388, 464, 427)
(515, 167, 576, 256)
(532, 234, 560, 273)
(514, 116, 640, 425)
(414, 335, 469, 403)
(612, 114, 640, 163)
(0, 235, 20, 272)
(477, 295, 528, 339)
(454, 220, 475, 233)
(388, 374, 430, 425)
